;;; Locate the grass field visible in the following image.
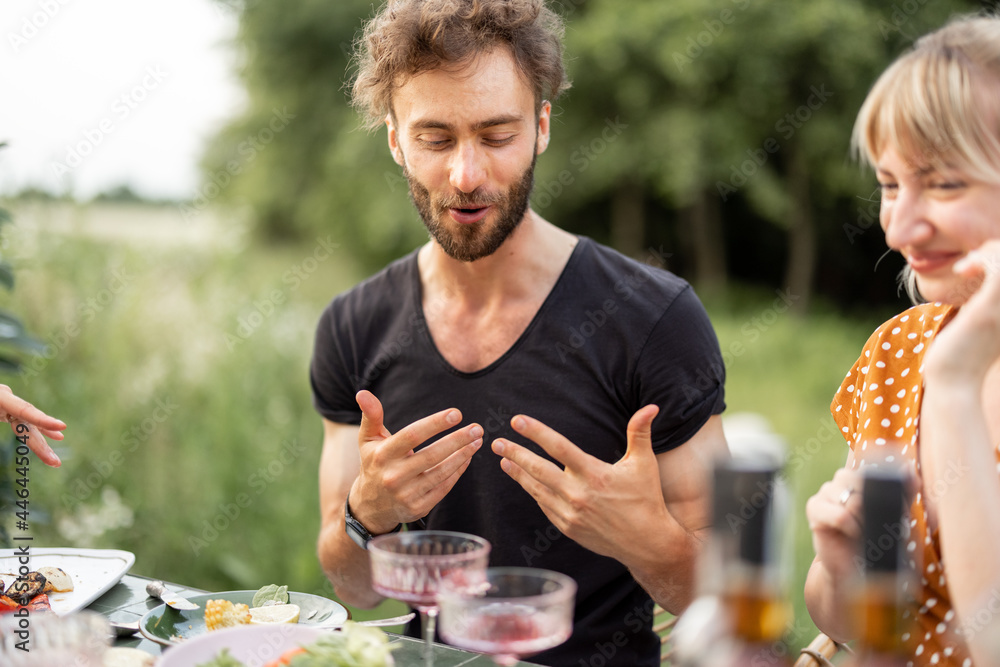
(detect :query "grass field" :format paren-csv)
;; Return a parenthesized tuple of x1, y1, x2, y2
(2, 201, 899, 644)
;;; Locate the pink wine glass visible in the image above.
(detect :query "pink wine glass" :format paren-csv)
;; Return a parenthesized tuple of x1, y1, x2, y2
(438, 567, 577, 666)
(368, 530, 491, 666)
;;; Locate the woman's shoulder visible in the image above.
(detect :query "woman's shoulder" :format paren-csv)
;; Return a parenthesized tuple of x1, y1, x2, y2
(834, 303, 954, 403)
(830, 304, 952, 445)
(863, 302, 955, 351)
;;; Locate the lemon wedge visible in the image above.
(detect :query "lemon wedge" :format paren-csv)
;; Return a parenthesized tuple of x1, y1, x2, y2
(249, 603, 300, 625)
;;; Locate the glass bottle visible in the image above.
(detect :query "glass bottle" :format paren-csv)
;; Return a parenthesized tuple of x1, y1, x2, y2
(673, 458, 793, 667)
(848, 467, 914, 667)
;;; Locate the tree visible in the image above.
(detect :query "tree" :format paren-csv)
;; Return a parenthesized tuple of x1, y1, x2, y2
(204, 0, 985, 308)
(539, 0, 981, 309)
(201, 0, 425, 269)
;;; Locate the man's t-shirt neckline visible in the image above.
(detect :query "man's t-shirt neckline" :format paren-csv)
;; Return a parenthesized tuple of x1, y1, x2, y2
(409, 237, 587, 378)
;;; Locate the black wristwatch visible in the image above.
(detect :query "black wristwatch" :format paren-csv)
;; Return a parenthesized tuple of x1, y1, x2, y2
(344, 496, 401, 550)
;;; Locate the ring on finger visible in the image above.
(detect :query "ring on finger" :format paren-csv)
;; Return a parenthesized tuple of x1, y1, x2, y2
(838, 486, 855, 506)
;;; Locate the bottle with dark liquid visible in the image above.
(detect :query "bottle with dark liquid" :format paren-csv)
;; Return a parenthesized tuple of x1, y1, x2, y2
(848, 467, 914, 667)
(675, 459, 792, 667)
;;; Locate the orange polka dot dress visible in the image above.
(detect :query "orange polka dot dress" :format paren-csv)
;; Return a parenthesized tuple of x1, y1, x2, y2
(831, 302, 980, 667)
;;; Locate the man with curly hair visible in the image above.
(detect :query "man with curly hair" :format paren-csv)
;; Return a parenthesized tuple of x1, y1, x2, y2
(311, 2, 728, 664)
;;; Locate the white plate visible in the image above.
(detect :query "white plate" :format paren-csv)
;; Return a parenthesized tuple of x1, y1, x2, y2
(157, 624, 328, 666)
(0, 547, 135, 615)
(139, 590, 350, 646)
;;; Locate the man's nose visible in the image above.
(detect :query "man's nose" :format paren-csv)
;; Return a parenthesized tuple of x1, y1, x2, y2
(449, 143, 487, 193)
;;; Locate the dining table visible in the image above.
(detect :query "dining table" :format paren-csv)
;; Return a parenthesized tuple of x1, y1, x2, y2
(88, 572, 543, 665)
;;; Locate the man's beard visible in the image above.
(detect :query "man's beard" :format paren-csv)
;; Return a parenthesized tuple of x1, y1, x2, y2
(403, 153, 537, 262)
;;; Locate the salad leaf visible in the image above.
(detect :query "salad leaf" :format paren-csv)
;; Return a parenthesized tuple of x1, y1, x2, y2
(197, 648, 245, 667)
(288, 622, 396, 667)
(252, 584, 289, 608)
(200, 622, 395, 667)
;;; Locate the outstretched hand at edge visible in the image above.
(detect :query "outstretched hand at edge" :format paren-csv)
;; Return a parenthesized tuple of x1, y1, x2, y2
(0, 384, 66, 468)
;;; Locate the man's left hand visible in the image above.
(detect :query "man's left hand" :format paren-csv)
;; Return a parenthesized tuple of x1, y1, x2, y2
(491, 405, 671, 562)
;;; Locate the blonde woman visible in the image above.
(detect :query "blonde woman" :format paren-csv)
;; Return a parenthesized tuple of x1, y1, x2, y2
(805, 15, 1000, 667)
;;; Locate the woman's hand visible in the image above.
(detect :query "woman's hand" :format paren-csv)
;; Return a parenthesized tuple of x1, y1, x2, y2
(0, 385, 66, 467)
(806, 467, 865, 583)
(924, 240, 1000, 387)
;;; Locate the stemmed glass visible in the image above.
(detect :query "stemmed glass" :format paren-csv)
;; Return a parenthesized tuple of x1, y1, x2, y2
(437, 567, 577, 666)
(0, 611, 109, 667)
(368, 530, 491, 666)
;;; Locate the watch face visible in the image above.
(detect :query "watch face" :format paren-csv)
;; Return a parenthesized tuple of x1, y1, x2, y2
(346, 523, 370, 550)
(345, 499, 373, 550)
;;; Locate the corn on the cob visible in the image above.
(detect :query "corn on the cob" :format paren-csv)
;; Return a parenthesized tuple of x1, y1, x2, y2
(204, 599, 251, 631)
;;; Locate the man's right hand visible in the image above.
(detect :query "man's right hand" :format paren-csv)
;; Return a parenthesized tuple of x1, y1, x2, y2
(348, 390, 483, 534)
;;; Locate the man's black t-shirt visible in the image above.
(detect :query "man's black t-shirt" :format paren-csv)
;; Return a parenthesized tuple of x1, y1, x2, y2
(310, 237, 725, 666)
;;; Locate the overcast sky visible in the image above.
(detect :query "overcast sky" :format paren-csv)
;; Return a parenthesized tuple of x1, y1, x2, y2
(0, 0, 244, 200)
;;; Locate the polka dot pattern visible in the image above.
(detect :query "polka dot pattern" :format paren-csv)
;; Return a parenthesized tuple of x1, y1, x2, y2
(830, 304, 980, 666)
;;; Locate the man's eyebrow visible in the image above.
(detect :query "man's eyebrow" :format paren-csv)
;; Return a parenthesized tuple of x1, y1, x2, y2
(410, 114, 525, 132)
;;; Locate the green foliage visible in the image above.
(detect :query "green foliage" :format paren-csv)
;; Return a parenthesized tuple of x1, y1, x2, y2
(539, 0, 981, 286)
(0, 144, 52, 547)
(204, 0, 983, 307)
(5, 204, 400, 620)
(201, 0, 425, 268)
(8, 200, 899, 643)
(547, 0, 973, 209)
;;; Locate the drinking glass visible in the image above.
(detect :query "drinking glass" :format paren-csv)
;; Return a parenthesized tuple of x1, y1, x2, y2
(0, 611, 110, 667)
(368, 530, 491, 665)
(437, 567, 576, 666)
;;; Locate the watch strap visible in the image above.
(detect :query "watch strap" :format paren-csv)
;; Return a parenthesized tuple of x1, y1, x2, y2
(344, 496, 401, 550)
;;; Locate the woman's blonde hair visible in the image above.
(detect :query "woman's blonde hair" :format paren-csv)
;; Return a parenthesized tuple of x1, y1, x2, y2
(852, 14, 1000, 303)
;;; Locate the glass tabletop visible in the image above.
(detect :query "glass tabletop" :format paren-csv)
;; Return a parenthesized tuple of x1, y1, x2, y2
(87, 573, 542, 665)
